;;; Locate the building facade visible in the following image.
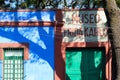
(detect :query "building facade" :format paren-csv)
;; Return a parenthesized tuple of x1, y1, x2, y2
(0, 8, 111, 80)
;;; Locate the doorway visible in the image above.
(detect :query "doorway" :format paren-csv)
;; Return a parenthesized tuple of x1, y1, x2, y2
(66, 47, 106, 80)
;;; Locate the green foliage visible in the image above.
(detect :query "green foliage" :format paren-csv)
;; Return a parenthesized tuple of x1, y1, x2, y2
(116, 0, 120, 8)
(16, 0, 47, 9)
(0, 0, 119, 9)
(80, 0, 103, 8)
(0, 0, 5, 9)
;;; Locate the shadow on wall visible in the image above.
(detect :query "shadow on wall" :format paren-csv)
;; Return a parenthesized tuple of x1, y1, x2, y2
(66, 48, 106, 80)
(0, 10, 55, 80)
(65, 9, 109, 80)
(0, 10, 55, 68)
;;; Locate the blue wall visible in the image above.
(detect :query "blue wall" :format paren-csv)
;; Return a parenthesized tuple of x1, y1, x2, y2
(0, 11, 55, 80)
(0, 11, 55, 22)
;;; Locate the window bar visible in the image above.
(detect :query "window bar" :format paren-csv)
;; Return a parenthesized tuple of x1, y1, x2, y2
(3, 48, 24, 80)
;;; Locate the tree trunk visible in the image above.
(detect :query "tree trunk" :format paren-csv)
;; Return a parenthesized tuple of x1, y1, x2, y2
(106, 0, 120, 80)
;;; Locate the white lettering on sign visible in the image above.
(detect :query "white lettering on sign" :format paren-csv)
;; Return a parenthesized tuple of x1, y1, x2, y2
(62, 9, 108, 42)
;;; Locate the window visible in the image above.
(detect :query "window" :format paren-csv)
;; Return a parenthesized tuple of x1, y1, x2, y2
(3, 48, 24, 80)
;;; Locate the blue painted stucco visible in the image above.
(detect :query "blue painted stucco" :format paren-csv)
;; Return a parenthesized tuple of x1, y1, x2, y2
(0, 11, 55, 80)
(0, 11, 55, 22)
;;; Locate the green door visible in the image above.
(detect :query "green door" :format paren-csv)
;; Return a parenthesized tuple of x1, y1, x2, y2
(3, 48, 24, 80)
(66, 48, 106, 80)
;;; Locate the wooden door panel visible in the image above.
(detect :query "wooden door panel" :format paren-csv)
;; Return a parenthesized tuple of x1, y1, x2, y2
(66, 48, 105, 80)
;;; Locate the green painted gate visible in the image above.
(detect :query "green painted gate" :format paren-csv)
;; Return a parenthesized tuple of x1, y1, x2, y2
(66, 48, 106, 80)
(3, 48, 24, 80)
